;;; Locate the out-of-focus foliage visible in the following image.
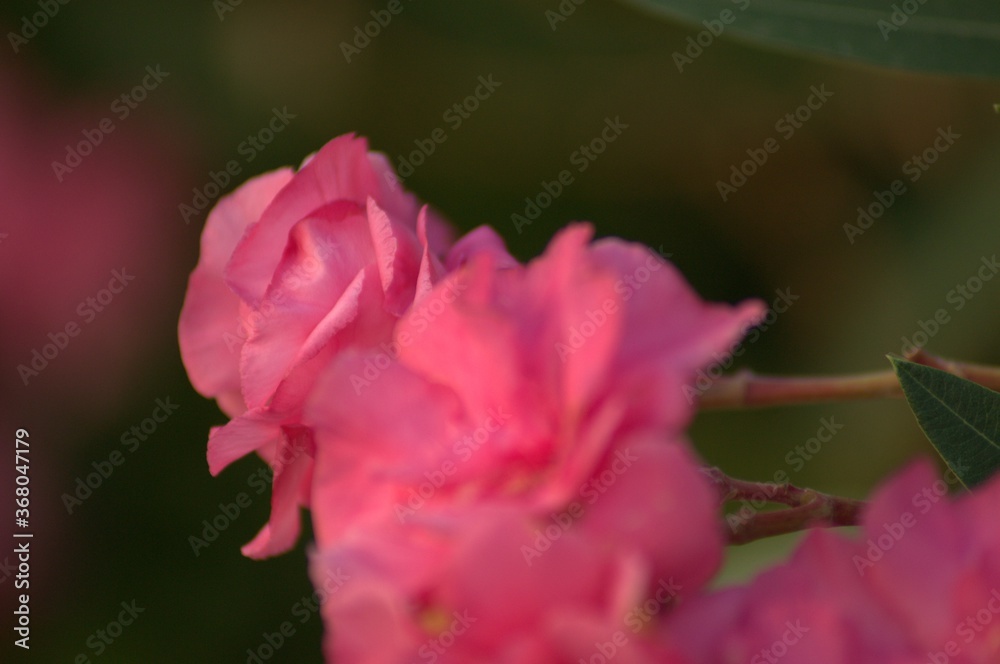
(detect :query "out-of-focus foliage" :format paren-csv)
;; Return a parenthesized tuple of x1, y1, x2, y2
(619, 0, 1000, 78)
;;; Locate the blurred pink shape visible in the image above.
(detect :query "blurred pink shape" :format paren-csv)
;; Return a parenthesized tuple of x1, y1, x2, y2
(668, 460, 1000, 664)
(0, 58, 189, 613)
(1, 61, 187, 421)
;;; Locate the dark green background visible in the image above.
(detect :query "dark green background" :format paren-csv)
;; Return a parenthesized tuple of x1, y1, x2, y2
(3, 1, 999, 661)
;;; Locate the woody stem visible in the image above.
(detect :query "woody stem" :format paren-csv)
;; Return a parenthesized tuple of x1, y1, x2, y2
(698, 349, 1000, 410)
(702, 468, 865, 545)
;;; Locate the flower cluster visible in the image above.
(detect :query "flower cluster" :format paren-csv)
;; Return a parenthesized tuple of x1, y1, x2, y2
(180, 134, 1000, 664)
(179, 134, 763, 661)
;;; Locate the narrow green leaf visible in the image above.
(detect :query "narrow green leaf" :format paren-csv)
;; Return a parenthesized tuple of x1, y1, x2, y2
(619, 0, 1000, 78)
(889, 355, 1000, 488)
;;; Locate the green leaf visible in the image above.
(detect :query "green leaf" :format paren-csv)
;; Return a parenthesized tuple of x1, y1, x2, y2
(618, 0, 1000, 78)
(889, 355, 1000, 488)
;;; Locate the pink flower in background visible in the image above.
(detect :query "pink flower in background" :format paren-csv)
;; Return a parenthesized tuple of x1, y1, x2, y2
(1, 61, 187, 417)
(0, 57, 189, 615)
(301, 223, 764, 660)
(666, 460, 1000, 664)
(179, 134, 516, 558)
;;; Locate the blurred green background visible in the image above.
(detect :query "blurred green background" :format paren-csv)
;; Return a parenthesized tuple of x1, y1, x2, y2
(2, 1, 999, 661)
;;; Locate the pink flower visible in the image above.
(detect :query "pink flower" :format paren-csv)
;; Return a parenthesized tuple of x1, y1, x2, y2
(666, 460, 1000, 664)
(302, 224, 764, 661)
(305, 223, 763, 547)
(181, 134, 769, 660)
(178, 134, 485, 558)
(309, 461, 704, 664)
(178, 168, 293, 418)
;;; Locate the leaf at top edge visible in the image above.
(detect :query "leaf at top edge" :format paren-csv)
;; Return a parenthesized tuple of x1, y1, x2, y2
(618, 0, 1000, 79)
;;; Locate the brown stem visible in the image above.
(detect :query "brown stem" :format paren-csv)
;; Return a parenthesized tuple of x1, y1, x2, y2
(698, 349, 1000, 410)
(702, 468, 865, 545)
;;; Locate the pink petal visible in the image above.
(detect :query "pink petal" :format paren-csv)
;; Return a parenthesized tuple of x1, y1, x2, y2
(414, 206, 447, 301)
(579, 439, 723, 592)
(444, 224, 518, 271)
(241, 425, 313, 559)
(206, 409, 281, 476)
(237, 203, 374, 409)
(178, 169, 292, 411)
(309, 554, 420, 664)
(366, 197, 422, 315)
(224, 134, 420, 306)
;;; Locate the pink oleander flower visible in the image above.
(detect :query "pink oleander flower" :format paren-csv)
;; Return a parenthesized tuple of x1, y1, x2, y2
(178, 134, 514, 558)
(309, 488, 700, 664)
(307, 440, 712, 663)
(666, 459, 1000, 664)
(302, 224, 764, 661)
(305, 224, 763, 545)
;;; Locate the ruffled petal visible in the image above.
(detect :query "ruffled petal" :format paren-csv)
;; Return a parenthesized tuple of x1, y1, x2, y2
(178, 169, 293, 413)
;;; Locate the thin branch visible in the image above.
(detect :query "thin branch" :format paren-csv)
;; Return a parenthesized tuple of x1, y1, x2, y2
(702, 467, 865, 545)
(698, 349, 1000, 410)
